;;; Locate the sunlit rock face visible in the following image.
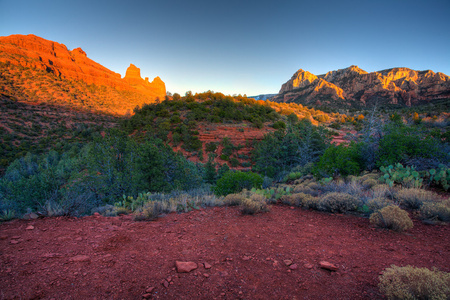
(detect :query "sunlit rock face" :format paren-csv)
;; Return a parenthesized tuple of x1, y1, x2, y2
(0, 34, 166, 111)
(123, 64, 166, 99)
(272, 65, 450, 107)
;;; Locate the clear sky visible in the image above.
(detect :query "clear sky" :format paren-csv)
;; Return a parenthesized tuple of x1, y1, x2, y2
(1, 0, 449, 96)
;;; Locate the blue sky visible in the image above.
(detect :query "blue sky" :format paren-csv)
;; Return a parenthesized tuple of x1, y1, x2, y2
(1, 0, 449, 96)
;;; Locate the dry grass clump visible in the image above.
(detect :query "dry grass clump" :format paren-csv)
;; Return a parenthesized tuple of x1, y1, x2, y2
(397, 188, 438, 209)
(224, 193, 246, 206)
(420, 199, 450, 222)
(293, 184, 313, 194)
(307, 182, 320, 190)
(379, 265, 450, 300)
(281, 192, 320, 209)
(300, 194, 321, 210)
(319, 192, 362, 213)
(367, 197, 394, 213)
(133, 200, 171, 221)
(362, 178, 379, 189)
(371, 184, 396, 199)
(241, 194, 269, 215)
(370, 205, 413, 232)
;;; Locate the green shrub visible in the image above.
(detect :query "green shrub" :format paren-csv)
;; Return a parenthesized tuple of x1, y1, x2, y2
(214, 171, 263, 196)
(420, 200, 450, 222)
(319, 192, 362, 213)
(396, 188, 437, 209)
(370, 205, 413, 232)
(205, 142, 218, 152)
(272, 120, 286, 129)
(377, 123, 448, 168)
(313, 142, 363, 178)
(379, 265, 450, 300)
(230, 157, 240, 167)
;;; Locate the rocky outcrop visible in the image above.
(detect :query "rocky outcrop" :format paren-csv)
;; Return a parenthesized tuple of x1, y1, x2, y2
(272, 65, 450, 107)
(123, 64, 166, 100)
(0, 34, 166, 113)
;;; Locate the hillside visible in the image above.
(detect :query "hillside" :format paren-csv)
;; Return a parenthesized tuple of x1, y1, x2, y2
(272, 65, 450, 108)
(123, 92, 345, 170)
(0, 95, 118, 173)
(0, 34, 166, 115)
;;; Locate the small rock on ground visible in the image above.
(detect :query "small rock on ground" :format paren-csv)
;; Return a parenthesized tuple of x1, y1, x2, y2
(319, 261, 338, 271)
(175, 261, 198, 273)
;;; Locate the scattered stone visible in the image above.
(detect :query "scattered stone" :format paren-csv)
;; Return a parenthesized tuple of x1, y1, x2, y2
(6, 268, 12, 273)
(26, 225, 35, 230)
(11, 236, 20, 239)
(10, 240, 19, 244)
(203, 273, 210, 278)
(242, 256, 251, 261)
(175, 261, 198, 273)
(75, 237, 83, 241)
(145, 287, 155, 293)
(69, 255, 90, 262)
(23, 212, 39, 220)
(142, 293, 152, 299)
(283, 259, 293, 266)
(304, 263, 314, 269)
(0, 235, 8, 240)
(319, 261, 338, 271)
(203, 262, 212, 269)
(289, 264, 298, 270)
(162, 280, 169, 288)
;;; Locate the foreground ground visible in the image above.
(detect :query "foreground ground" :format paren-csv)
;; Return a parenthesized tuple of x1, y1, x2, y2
(1, 206, 449, 299)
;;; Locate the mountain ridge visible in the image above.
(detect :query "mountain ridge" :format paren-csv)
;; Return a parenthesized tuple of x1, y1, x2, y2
(272, 65, 450, 107)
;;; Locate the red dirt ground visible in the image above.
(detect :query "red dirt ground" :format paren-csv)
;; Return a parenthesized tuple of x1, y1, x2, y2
(1, 206, 449, 299)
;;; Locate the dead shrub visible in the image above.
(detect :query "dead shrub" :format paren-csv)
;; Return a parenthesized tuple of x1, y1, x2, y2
(369, 205, 413, 232)
(319, 192, 362, 213)
(379, 265, 450, 300)
(241, 194, 269, 215)
(420, 199, 450, 222)
(397, 188, 438, 209)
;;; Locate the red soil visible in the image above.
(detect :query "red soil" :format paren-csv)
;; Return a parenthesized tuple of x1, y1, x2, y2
(1, 206, 449, 299)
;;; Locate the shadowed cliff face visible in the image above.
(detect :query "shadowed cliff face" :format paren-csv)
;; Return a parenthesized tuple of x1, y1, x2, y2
(272, 65, 450, 107)
(0, 34, 166, 115)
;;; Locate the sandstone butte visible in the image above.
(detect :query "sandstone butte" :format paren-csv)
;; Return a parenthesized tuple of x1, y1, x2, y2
(273, 65, 450, 107)
(0, 34, 165, 114)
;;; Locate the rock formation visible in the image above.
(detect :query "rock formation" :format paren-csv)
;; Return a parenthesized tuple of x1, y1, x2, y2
(272, 65, 450, 107)
(0, 34, 166, 114)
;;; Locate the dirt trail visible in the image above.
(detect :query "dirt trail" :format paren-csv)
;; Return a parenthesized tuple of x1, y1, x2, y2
(1, 206, 449, 299)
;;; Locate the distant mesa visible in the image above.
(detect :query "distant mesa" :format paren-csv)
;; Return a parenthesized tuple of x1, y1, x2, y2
(271, 65, 450, 107)
(0, 34, 166, 115)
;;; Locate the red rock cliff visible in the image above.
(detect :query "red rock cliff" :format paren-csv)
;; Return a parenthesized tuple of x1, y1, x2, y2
(0, 34, 166, 105)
